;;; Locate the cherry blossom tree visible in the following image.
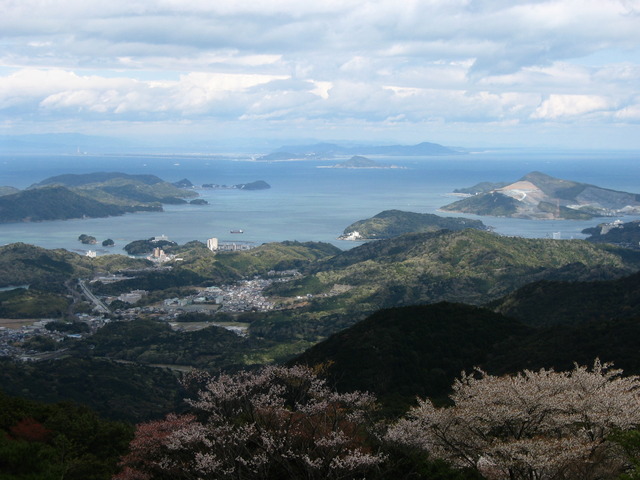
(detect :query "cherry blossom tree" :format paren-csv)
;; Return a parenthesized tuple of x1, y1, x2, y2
(115, 365, 384, 479)
(386, 360, 640, 480)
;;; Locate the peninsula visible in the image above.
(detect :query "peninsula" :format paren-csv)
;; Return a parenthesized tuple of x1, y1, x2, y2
(441, 171, 640, 220)
(339, 209, 488, 240)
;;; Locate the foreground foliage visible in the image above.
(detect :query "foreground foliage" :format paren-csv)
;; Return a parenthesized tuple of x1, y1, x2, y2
(387, 360, 640, 480)
(0, 390, 133, 480)
(116, 365, 385, 479)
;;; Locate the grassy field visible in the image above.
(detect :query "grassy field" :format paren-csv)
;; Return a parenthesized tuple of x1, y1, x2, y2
(0, 318, 38, 329)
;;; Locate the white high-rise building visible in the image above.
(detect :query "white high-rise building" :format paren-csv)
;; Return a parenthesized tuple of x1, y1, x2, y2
(207, 237, 219, 251)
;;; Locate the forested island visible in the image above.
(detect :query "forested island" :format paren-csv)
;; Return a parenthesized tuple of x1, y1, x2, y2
(0, 172, 196, 223)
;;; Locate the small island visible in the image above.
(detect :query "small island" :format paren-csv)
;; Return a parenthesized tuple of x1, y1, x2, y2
(78, 234, 97, 245)
(319, 156, 405, 169)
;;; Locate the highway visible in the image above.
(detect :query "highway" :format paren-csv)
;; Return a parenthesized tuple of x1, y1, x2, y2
(78, 279, 110, 314)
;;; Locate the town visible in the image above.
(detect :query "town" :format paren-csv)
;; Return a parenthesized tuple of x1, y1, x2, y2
(0, 267, 301, 361)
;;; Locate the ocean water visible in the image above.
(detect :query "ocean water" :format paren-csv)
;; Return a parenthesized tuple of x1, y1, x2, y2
(1, 149, 640, 255)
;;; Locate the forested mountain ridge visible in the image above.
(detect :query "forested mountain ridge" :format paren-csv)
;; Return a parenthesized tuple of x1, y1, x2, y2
(269, 229, 640, 316)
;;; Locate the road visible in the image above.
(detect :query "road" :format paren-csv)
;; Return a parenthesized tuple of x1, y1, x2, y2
(78, 279, 110, 314)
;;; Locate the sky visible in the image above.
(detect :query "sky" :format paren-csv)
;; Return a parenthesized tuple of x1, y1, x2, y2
(1, 0, 640, 150)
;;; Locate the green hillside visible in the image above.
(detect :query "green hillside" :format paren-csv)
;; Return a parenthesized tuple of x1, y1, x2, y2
(77, 318, 248, 369)
(270, 229, 640, 316)
(90, 240, 341, 296)
(0, 243, 150, 290)
(339, 209, 488, 240)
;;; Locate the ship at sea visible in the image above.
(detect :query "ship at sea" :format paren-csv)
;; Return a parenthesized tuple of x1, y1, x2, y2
(230, 229, 244, 234)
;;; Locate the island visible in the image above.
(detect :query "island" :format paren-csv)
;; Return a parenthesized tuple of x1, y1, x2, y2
(319, 156, 405, 169)
(338, 209, 489, 241)
(0, 172, 199, 224)
(260, 140, 462, 159)
(78, 234, 97, 245)
(441, 171, 640, 220)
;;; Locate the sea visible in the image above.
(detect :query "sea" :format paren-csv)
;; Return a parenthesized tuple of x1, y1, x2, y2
(1, 149, 640, 256)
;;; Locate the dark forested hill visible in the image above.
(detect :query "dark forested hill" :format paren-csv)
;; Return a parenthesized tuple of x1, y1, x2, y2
(292, 302, 640, 412)
(0, 357, 183, 422)
(292, 303, 531, 408)
(488, 270, 640, 327)
(0, 389, 134, 479)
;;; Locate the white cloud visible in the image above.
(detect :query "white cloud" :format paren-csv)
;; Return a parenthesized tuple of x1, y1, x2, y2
(532, 94, 614, 119)
(1, 0, 640, 147)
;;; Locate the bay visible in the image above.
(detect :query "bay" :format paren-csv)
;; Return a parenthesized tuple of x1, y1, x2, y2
(1, 149, 639, 255)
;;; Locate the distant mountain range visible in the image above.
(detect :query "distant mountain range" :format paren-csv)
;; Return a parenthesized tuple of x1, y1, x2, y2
(258, 141, 461, 160)
(442, 171, 640, 220)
